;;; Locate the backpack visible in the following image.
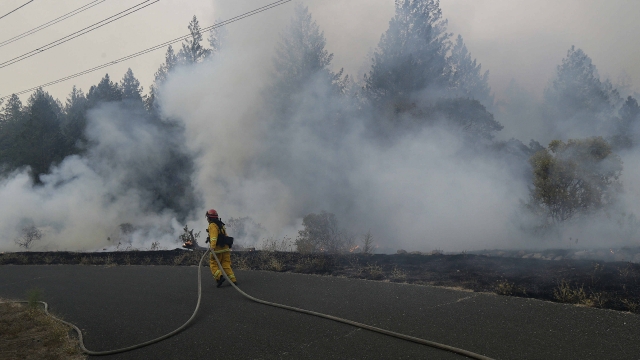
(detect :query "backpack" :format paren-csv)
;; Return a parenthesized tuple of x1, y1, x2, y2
(206, 219, 234, 248)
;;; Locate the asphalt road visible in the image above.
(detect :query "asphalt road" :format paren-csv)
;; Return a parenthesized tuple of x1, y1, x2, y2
(1, 265, 639, 360)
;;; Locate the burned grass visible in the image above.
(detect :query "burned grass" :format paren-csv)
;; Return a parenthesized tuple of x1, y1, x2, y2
(2, 250, 640, 314)
(0, 298, 85, 360)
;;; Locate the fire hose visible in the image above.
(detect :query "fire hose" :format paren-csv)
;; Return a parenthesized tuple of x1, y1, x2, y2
(4, 249, 495, 359)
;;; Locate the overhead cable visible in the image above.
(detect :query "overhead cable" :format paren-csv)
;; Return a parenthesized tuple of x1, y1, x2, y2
(0, 0, 292, 100)
(0, 0, 159, 69)
(0, 0, 35, 21)
(0, 0, 108, 48)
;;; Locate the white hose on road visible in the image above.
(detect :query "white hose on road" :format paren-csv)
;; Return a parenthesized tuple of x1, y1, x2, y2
(2, 249, 211, 356)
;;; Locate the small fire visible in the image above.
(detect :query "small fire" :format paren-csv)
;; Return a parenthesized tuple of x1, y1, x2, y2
(349, 245, 360, 253)
(183, 240, 194, 249)
(610, 248, 615, 254)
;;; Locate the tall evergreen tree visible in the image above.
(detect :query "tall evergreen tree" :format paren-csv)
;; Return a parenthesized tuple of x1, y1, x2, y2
(207, 23, 227, 56)
(61, 86, 88, 152)
(544, 46, 621, 129)
(13, 89, 66, 181)
(543, 46, 622, 139)
(610, 96, 640, 149)
(364, 0, 451, 109)
(178, 16, 211, 65)
(270, 3, 347, 120)
(154, 45, 178, 85)
(545, 46, 618, 117)
(0, 95, 24, 171)
(87, 74, 122, 107)
(121, 68, 143, 103)
(146, 45, 179, 112)
(448, 35, 493, 109)
(0, 94, 23, 124)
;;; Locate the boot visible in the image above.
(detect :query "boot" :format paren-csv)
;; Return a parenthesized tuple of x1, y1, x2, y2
(216, 277, 226, 288)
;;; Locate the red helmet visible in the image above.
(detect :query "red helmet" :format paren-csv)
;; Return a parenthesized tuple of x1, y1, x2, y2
(205, 209, 218, 219)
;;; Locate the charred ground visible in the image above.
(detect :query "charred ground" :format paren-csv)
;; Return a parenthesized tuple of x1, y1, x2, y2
(1, 250, 639, 314)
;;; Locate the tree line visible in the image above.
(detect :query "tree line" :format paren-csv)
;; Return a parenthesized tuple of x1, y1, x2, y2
(1, 1, 639, 249)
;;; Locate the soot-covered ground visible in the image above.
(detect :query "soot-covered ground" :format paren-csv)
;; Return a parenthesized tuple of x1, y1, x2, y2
(1, 249, 639, 314)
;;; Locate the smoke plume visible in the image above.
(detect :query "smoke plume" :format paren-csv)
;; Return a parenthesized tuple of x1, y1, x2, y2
(1, 0, 639, 252)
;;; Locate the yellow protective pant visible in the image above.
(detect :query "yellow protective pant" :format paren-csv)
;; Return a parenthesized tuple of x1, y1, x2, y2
(210, 245, 236, 283)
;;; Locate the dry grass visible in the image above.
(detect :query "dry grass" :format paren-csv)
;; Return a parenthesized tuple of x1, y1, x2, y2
(621, 299, 639, 313)
(553, 280, 610, 307)
(234, 254, 250, 270)
(390, 265, 407, 281)
(256, 251, 284, 271)
(554, 280, 587, 304)
(0, 298, 85, 360)
(364, 263, 384, 279)
(294, 256, 333, 273)
(494, 280, 527, 296)
(172, 252, 188, 266)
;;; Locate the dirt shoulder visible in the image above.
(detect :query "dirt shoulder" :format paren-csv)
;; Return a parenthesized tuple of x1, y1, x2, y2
(2, 250, 639, 314)
(0, 298, 85, 360)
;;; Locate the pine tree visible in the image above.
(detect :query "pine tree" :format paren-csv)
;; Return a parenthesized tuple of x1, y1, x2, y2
(146, 45, 179, 112)
(544, 46, 622, 138)
(610, 96, 640, 149)
(178, 16, 211, 65)
(207, 23, 227, 56)
(87, 74, 122, 107)
(448, 35, 493, 109)
(364, 0, 451, 109)
(154, 45, 178, 85)
(269, 3, 346, 119)
(544, 46, 619, 118)
(61, 86, 88, 152)
(15, 89, 66, 181)
(1, 94, 24, 124)
(0, 95, 24, 170)
(121, 68, 143, 103)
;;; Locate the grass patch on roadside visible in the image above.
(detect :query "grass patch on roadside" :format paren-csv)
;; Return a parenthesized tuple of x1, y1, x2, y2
(0, 297, 85, 360)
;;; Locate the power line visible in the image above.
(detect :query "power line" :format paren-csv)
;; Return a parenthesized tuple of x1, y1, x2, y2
(0, 0, 35, 21)
(0, 0, 108, 49)
(0, 0, 158, 69)
(0, 0, 292, 100)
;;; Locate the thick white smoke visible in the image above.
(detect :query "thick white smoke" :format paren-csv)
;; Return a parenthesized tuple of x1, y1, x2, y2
(157, 30, 532, 253)
(1, 1, 638, 253)
(0, 104, 187, 251)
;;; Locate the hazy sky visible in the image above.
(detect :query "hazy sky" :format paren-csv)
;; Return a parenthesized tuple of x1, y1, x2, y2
(0, 0, 638, 102)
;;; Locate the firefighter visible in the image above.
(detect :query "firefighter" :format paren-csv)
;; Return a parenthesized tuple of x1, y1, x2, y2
(206, 209, 237, 287)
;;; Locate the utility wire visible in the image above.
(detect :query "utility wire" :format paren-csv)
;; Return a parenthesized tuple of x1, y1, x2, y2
(0, 0, 158, 69)
(0, 0, 35, 21)
(0, 0, 108, 49)
(0, 0, 292, 100)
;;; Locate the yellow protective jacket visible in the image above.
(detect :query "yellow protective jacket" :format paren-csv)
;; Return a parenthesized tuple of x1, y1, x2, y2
(208, 220, 235, 282)
(208, 221, 230, 253)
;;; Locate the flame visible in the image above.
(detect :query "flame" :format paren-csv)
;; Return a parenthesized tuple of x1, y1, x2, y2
(349, 245, 360, 253)
(183, 240, 194, 249)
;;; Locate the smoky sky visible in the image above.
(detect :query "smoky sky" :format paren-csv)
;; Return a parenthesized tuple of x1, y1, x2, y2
(1, 0, 638, 105)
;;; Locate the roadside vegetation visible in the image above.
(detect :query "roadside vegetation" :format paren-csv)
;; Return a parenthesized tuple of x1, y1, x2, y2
(0, 294, 85, 360)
